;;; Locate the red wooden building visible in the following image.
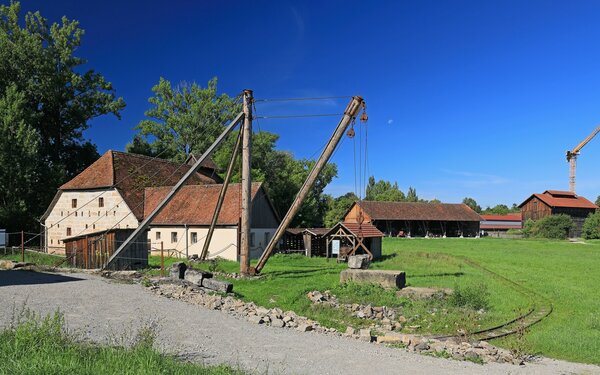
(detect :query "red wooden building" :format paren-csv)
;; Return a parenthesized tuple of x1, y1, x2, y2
(519, 190, 598, 237)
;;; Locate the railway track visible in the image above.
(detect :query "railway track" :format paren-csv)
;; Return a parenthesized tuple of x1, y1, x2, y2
(432, 255, 553, 342)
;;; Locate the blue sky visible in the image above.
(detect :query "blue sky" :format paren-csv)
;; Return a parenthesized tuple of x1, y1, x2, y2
(19, 0, 600, 207)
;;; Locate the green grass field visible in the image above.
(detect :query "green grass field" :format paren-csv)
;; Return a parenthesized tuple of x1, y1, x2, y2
(167, 238, 600, 365)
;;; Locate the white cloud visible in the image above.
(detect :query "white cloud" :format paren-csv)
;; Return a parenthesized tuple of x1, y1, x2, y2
(387, 119, 393, 125)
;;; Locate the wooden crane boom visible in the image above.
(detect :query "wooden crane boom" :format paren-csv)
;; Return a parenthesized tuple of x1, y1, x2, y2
(566, 125, 600, 193)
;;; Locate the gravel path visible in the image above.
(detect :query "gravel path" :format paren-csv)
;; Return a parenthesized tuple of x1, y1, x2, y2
(1, 270, 599, 375)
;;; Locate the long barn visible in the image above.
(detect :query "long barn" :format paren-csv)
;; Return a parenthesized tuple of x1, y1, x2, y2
(344, 201, 481, 238)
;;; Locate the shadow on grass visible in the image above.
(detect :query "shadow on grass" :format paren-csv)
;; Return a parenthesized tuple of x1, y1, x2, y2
(266, 267, 339, 279)
(0, 270, 83, 287)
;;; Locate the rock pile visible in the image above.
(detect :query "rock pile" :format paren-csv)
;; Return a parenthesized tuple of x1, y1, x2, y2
(144, 281, 522, 365)
(307, 290, 404, 331)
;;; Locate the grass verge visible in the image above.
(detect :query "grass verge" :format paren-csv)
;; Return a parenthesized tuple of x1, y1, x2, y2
(0, 308, 244, 375)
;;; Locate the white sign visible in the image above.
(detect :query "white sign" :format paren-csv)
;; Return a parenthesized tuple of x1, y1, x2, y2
(331, 240, 340, 255)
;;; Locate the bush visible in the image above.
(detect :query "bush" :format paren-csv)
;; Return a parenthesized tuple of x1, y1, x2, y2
(524, 215, 574, 239)
(449, 283, 490, 310)
(582, 211, 600, 240)
(522, 219, 535, 238)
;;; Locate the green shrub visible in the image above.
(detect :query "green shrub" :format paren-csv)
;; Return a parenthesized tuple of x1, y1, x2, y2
(522, 219, 535, 237)
(449, 283, 490, 310)
(582, 211, 600, 240)
(525, 215, 574, 239)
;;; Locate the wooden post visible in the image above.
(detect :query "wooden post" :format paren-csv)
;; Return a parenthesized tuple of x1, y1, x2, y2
(252, 96, 364, 274)
(104, 111, 244, 270)
(200, 128, 243, 260)
(240, 89, 253, 274)
(160, 241, 164, 277)
(21, 230, 24, 263)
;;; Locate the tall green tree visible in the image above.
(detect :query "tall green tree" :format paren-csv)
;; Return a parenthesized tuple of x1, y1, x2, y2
(324, 192, 358, 227)
(462, 197, 482, 213)
(0, 84, 39, 229)
(365, 176, 406, 201)
(406, 186, 419, 202)
(129, 77, 240, 162)
(0, 2, 125, 231)
(212, 130, 337, 227)
(595, 195, 600, 207)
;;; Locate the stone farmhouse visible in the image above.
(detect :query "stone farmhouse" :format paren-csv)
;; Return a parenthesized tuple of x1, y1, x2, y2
(41, 150, 280, 261)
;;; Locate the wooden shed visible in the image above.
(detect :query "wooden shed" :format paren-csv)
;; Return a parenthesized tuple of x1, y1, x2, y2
(325, 222, 383, 260)
(519, 190, 598, 237)
(283, 228, 330, 257)
(64, 229, 148, 270)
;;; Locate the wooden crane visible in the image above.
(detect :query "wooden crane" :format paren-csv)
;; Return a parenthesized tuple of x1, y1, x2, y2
(566, 125, 600, 193)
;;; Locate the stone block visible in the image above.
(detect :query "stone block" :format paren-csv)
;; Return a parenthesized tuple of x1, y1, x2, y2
(340, 269, 406, 289)
(348, 255, 371, 269)
(184, 269, 211, 285)
(170, 262, 187, 279)
(376, 335, 402, 344)
(202, 278, 233, 293)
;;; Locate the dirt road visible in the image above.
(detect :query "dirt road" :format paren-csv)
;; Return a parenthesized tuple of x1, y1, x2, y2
(1, 270, 598, 375)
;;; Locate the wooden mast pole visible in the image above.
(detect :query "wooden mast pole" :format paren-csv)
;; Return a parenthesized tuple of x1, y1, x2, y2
(240, 90, 253, 274)
(251, 96, 364, 274)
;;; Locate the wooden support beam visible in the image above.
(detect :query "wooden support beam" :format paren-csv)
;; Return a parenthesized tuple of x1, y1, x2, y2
(200, 128, 243, 260)
(251, 96, 365, 274)
(104, 111, 245, 269)
(240, 90, 253, 274)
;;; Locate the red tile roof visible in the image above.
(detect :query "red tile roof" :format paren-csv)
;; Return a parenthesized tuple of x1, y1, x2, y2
(60, 150, 221, 220)
(338, 221, 383, 238)
(144, 183, 264, 226)
(354, 201, 481, 222)
(519, 190, 598, 210)
(480, 214, 522, 222)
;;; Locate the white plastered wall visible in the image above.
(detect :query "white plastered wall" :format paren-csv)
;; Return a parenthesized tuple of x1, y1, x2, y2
(44, 189, 139, 254)
(147, 227, 277, 261)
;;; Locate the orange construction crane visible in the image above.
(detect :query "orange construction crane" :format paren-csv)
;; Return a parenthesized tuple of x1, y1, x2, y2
(566, 125, 600, 193)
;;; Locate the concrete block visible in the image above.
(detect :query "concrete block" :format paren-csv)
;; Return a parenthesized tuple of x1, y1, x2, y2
(202, 278, 233, 293)
(170, 262, 187, 279)
(347, 255, 370, 269)
(184, 269, 211, 285)
(340, 269, 406, 289)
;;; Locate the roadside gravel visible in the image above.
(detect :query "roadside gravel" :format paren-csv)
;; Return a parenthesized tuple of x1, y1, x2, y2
(1, 270, 599, 375)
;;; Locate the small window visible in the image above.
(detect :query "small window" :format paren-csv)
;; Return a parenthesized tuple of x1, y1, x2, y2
(75, 211, 78, 217)
(156, 232, 161, 240)
(71, 199, 77, 208)
(57, 224, 60, 228)
(114, 211, 116, 216)
(61, 211, 63, 216)
(50, 239, 53, 245)
(66, 227, 71, 236)
(264, 232, 270, 246)
(191, 232, 198, 244)
(99, 197, 104, 207)
(93, 224, 95, 230)
(171, 232, 178, 243)
(85, 224, 88, 229)
(250, 232, 255, 247)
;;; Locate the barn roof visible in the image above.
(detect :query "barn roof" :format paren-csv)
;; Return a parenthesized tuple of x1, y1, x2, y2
(480, 214, 522, 222)
(58, 150, 222, 220)
(144, 183, 268, 226)
(352, 201, 481, 222)
(326, 221, 383, 238)
(518, 190, 598, 210)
